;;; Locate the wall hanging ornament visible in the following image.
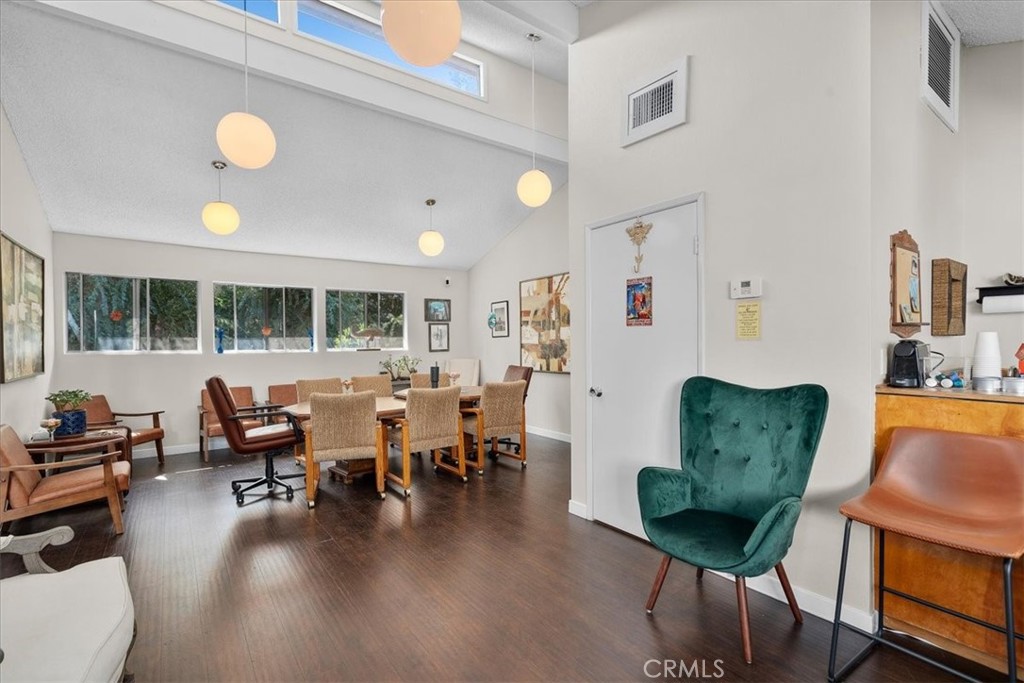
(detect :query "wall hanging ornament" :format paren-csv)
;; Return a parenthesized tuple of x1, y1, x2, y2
(626, 217, 653, 273)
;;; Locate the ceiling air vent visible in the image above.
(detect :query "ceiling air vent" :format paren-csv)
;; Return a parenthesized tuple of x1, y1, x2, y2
(622, 57, 689, 147)
(920, 0, 960, 132)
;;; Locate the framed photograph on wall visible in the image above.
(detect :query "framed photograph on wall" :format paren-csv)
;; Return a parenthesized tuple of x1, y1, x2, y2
(424, 298, 451, 322)
(428, 323, 449, 352)
(490, 300, 509, 338)
(1, 232, 45, 383)
(520, 272, 570, 373)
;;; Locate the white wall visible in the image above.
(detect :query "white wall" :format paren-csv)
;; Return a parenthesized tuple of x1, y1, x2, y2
(467, 185, 570, 441)
(0, 104, 55, 436)
(962, 41, 1024, 365)
(51, 233, 468, 456)
(569, 0, 875, 617)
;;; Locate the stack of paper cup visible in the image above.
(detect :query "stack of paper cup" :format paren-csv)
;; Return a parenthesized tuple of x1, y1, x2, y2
(972, 331, 1002, 378)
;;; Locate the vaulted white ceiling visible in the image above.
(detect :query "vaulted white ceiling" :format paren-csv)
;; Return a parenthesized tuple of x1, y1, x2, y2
(0, 0, 574, 269)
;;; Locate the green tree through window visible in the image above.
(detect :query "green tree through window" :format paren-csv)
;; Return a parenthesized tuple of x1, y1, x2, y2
(65, 273, 198, 352)
(214, 283, 313, 352)
(326, 290, 404, 350)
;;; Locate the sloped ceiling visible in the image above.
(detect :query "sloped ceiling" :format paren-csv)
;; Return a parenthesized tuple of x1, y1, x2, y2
(0, 1, 569, 269)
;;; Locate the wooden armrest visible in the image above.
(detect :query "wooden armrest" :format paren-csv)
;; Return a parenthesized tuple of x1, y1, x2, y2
(112, 410, 164, 417)
(0, 526, 75, 574)
(2, 449, 124, 473)
(23, 437, 124, 455)
(235, 404, 268, 413)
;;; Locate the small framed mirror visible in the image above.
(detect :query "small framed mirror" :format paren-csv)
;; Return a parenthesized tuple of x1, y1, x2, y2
(890, 230, 923, 338)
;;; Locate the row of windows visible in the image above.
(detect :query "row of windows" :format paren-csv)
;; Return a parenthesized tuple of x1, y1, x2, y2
(65, 273, 407, 353)
(213, 0, 484, 97)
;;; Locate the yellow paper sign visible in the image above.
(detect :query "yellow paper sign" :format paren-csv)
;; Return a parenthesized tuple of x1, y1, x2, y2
(736, 302, 761, 340)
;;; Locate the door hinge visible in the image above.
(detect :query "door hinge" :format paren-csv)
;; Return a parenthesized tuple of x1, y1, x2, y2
(693, 235, 700, 255)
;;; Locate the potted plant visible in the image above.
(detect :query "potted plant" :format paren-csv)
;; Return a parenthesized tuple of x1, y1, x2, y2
(45, 389, 92, 437)
(395, 355, 421, 379)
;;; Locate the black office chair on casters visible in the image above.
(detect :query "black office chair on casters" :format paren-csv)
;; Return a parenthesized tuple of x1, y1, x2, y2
(205, 376, 306, 505)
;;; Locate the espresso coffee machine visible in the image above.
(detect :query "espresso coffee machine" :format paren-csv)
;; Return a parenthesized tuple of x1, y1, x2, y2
(888, 340, 929, 388)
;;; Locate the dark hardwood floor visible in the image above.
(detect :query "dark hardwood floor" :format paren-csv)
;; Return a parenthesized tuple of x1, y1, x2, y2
(1, 437, 1003, 682)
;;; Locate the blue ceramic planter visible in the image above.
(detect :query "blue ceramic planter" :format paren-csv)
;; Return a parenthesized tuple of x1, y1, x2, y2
(53, 409, 87, 437)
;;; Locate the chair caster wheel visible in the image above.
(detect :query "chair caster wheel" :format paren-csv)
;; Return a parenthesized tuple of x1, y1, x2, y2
(307, 501, 315, 509)
(379, 492, 386, 500)
(477, 470, 484, 476)
(231, 483, 240, 492)
(236, 494, 244, 505)
(521, 462, 527, 469)
(286, 488, 294, 500)
(403, 489, 411, 497)
(514, 447, 521, 455)
(433, 465, 439, 473)
(461, 476, 468, 483)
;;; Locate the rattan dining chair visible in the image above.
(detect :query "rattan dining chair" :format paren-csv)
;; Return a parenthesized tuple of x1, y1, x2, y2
(351, 375, 394, 398)
(304, 391, 385, 507)
(388, 385, 465, 495)
(409, 372, 451, 388)
(461, 380, 527, 475)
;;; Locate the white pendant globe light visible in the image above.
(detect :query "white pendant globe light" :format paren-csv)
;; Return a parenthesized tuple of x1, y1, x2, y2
(418, 199, 445, 256)
(517, 33, 551, 208)
(202, 161, 240, 235)
(381, 0, 462, 68)
(217, 112, 275, 170)
(216, 1, 276, 169)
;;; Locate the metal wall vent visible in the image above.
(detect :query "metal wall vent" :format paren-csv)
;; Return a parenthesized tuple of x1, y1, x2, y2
(622, 57, 689, 147)
(920, 1, 960, 132)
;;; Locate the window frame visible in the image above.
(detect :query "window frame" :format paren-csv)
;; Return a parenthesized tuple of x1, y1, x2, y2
(295, 0, 486, 100)
(213, 281, 316, 353)
(325, 288, 407, 352)
(211, 0, 283, 26)
(64, 272, 201, 354)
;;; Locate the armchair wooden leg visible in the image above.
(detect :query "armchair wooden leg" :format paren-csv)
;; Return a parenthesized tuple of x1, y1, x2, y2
(775, 562, 803, 624)
(646, 555, 672, 613)
(696, 567, 704, 579)
(155, 439, 165, 465)
(736, 576, 753, 664)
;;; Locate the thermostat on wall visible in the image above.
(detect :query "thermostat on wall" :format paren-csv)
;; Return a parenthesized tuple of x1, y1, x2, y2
(730, 278, 763, 299)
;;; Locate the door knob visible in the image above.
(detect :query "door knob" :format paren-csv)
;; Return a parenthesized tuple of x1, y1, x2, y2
(589, 387, 603, 397)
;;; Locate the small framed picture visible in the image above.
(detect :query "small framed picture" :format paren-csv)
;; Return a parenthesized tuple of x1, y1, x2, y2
(424, 298, 451, 322)
(490, 300, 509, 338)
(428, 323, 449, 352)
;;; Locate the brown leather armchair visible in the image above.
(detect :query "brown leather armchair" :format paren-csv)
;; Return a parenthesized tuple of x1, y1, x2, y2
(0, 425, 131, 534)
(199, 385, 262, 462)
(205, 376, 306, 505)
(80, 394, 165, 465)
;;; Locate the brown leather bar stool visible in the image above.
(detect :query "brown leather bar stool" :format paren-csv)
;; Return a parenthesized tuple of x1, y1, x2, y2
(828, 427, 1024, 682)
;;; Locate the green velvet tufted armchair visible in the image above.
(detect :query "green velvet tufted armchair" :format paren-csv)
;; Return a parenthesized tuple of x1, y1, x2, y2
(637, 376, 829, 664)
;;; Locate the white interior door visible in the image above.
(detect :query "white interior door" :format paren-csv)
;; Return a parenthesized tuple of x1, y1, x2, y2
(586, 194, 703, 538)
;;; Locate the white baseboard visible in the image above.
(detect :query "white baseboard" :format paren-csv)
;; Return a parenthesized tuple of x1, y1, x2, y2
(527, 425, 570, 442)
(568, 499, 590, 519)
(709, 569, 874, 631)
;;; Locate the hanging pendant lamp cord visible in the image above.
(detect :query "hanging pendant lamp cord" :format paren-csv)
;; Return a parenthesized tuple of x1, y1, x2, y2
(530, 38, 536, 170)
(217, 167, 223, 202)
(243, 0, 249, 113)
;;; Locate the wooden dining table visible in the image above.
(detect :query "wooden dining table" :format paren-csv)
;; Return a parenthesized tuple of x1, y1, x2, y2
(282, 386, 483, 421)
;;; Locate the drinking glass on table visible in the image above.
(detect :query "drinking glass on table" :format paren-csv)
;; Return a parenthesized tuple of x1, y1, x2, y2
(40, 418, 62, 441)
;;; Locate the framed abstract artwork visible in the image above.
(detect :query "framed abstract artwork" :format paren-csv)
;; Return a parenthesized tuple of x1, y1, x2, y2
(520, 273, 570, 373)
(424, 298, 451, 322)
(490, 300, 509, 338)
(1, 233, 45, 383)
(428, 322, 449, 352)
